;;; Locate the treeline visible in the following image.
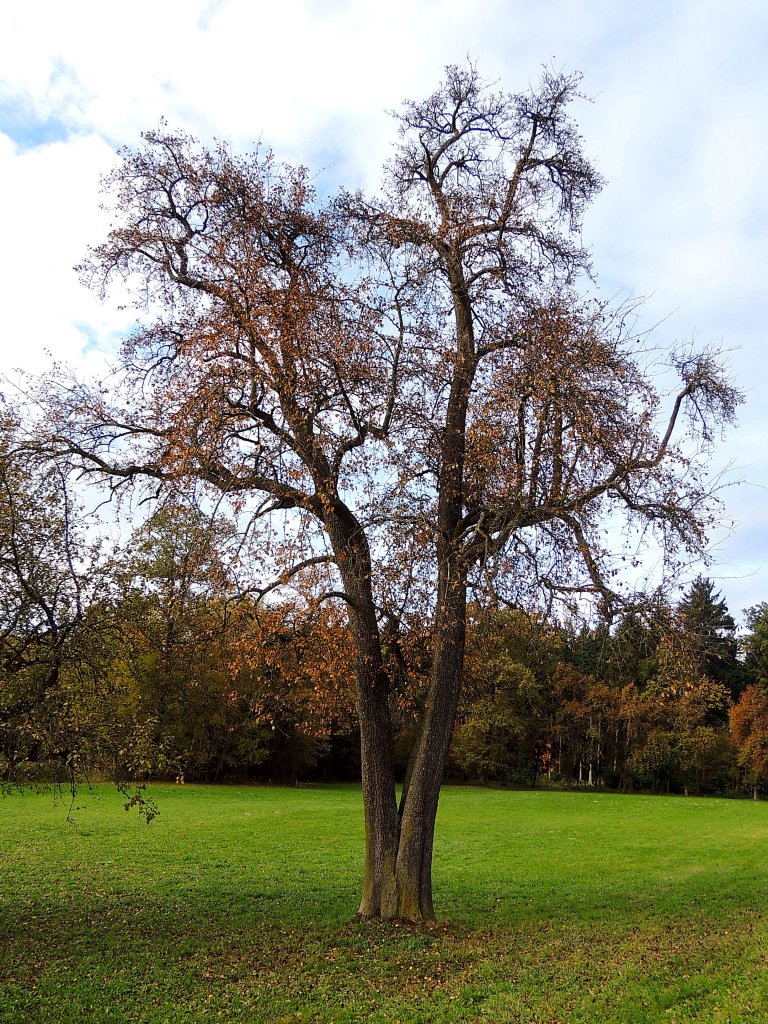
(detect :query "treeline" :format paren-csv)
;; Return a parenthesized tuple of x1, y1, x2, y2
(1, 435, 767, 797)
(453, 590, 766, 797)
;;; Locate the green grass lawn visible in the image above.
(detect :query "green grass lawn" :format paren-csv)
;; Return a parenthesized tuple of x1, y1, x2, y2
(2, 784, 767, 1023)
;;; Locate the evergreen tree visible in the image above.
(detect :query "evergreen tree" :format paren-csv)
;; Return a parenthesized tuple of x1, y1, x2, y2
(742, 604, 768, 691)
(677, 577, 743, 699)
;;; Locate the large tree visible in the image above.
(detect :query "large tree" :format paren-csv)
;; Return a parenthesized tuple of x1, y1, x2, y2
(0, 411, 121, 789)
(36, 65, 738, 920)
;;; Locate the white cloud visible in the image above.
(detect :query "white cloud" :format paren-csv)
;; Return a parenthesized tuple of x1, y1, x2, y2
(0, 131, 136, 379)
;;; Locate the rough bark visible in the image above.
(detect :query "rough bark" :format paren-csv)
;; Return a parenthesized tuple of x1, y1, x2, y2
(349, 564, 467, 922)
(324, 504, 400, 918)
(395, 580, 466, 921)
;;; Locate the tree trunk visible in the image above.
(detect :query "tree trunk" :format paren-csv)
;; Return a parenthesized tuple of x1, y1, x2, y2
(333, 245, 475, 922)
(327, 445, 471, 921)
(351, 341, 471, 922)
(394, 575, 467, 921)
(357, 688, 400, 918)
(325, 506, 400, 918)
(349, 574, 467, 921)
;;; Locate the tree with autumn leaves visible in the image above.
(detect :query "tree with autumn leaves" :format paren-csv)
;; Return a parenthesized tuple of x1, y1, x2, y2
(31, 65, 739, 921)
(730, 604, 768, 799)
(730, 685, 768, 800)
(111, 501, 359, 784)
(0, 411, 121, 789)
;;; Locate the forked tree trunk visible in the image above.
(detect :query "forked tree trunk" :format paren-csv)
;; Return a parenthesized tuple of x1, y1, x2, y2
(331, 490, 469, 922)
(351, 573, 467, 922)
(342, 251, 474, 922)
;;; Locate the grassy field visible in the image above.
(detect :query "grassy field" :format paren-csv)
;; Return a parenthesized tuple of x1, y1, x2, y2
(2, 784, 768, 1023)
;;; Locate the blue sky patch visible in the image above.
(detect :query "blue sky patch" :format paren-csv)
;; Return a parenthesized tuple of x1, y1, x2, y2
(0, 102, 71, 151)
(74, 321, 102, 358)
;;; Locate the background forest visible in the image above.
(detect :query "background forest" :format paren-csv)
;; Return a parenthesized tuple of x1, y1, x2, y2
(2, 437, 767, 801)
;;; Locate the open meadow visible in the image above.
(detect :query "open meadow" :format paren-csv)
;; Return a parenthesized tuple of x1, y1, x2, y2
(2, 784, 768, 1023)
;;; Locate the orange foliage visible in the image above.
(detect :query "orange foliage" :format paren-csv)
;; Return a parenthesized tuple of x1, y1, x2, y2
(730, 685, 768, 784)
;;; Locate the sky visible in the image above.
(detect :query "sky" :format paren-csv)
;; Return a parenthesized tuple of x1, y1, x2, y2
(0, 0, 766, 622)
